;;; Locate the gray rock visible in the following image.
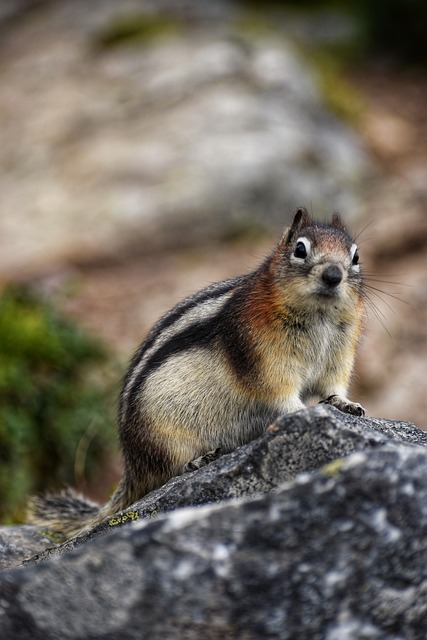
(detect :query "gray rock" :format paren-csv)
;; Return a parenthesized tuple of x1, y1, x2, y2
(23, 405, 426, 563)
(1, 441, 427, 639)
(0, 525, 55, 571)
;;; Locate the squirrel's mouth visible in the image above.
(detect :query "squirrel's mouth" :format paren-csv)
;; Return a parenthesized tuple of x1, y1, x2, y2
(314, 285, 342, 299)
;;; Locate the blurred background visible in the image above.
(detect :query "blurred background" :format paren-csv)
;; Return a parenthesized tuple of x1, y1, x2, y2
(0, 0, 426, 522)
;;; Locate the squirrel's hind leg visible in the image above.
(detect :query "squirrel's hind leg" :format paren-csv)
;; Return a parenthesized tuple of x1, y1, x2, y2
(183, 447, 222, 472)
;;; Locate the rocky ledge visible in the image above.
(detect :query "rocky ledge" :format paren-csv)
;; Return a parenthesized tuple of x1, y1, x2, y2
(1, 405, 427, 639)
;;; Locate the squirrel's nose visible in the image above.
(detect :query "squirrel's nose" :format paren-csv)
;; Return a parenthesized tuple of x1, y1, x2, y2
(321, 264, 343, 287)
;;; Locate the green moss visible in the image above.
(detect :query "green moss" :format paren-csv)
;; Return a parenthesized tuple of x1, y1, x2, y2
(108, 510, 139, 527)
(0, 287, 117, 523)
(95, 13, 180, 49)
(321, 458, 345, 478)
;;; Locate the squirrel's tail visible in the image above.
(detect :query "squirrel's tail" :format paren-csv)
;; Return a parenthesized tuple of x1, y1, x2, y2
(26, 476, 142, 538)
(26, 488, 103, 538)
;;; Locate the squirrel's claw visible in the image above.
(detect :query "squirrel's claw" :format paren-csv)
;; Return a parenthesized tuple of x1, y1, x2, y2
(319, 395, 366, 417)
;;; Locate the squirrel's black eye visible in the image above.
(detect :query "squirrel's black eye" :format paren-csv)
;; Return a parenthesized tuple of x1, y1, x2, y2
(294, 241, 307, 259)
(352, 248, 360, 265)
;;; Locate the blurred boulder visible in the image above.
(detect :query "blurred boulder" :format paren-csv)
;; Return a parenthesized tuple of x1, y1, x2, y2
(0, 0, 371, 279)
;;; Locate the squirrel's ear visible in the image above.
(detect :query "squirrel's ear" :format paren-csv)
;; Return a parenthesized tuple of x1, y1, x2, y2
(331, 212, 346, 230)
(281, 207, 311, 245)
(292, 207, 311, 230)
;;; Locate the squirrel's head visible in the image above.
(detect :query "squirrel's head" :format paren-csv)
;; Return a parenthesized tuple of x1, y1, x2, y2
(275, 207, 362, 309)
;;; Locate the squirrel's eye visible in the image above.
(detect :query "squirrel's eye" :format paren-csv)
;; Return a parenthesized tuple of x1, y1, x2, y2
(352, 248, 360, 265)
(294, 241, 308, 259)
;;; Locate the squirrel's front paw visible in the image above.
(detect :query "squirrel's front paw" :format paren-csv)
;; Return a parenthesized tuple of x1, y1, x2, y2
(319, 395, 365, 417)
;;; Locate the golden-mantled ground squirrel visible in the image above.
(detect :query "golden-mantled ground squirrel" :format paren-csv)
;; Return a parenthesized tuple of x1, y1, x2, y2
(28, 208, 365, 536)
